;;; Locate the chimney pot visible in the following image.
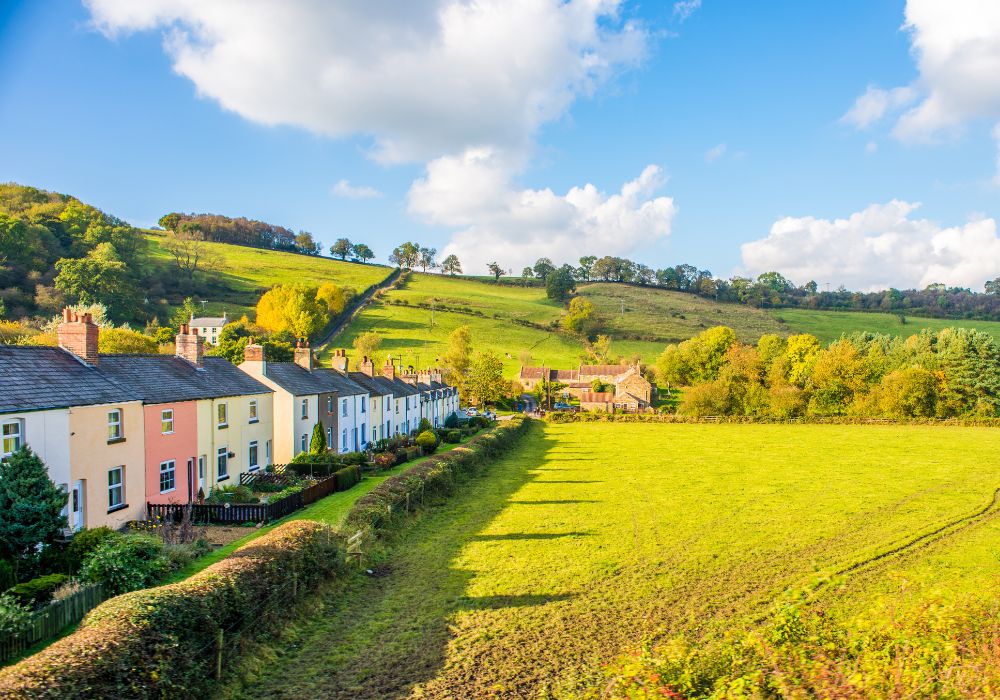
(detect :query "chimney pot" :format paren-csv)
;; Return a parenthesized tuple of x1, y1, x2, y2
(57, 309, 100, 366)
(294, 344, 314, 371)
(175, 325, 205, 368)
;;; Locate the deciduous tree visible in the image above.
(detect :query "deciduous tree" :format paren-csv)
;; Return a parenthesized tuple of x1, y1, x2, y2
(330, 238, 353, 261)
(441, 254, 462, 275)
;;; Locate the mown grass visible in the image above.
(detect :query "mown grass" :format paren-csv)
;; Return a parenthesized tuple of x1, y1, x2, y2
(771, 306, 1000, 344)
(221, 421, 1000, 699)
(143, 231, 393, 318)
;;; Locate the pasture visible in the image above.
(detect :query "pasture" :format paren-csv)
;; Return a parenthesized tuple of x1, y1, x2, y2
(223, 421, 1000, 699)
(772, 307, 1000, 344)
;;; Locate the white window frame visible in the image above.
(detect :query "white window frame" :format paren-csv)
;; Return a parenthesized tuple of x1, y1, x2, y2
(301, 434, 307, 453)
(107, 409, 122, 441)
(108, 466, 124, 510)
(301, 399, 308, 420)
(327, 396, 333, 413)
(249, 400, 258, 423)
(248, 441, 259, 471)
(159, 460, 176, 493)
(161, 409, 174, 435)
(342, 429, 348, 451)
(217, 447, 229, 480)
(1, 419, 23, 458)
(341, 399, 348, 417)
(217, 403, 228, 428)
(326, 426, 333, 449)
(361, 396, 367, 414)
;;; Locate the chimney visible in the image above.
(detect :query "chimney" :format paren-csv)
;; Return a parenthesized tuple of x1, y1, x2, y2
(359, 356, 375, 377)
(175, 323, 205, 368)
(241, 343, 266, 375)
(331, 348, 349, 373)
(57, 308, 99, 366)
(402, 365, 418, 385)
(382, 355, 396, 381)
(294, 340, 314, 371)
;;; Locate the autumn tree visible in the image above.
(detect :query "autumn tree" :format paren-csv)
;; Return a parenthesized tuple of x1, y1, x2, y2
(98, 328, 158, 354)
(467, 350, 507, 406)
(315, 282, 350, 315)
(256, 284, 327, 338)
(441, 254, 462, 275)
(561, 296, 599, 336)
(442, 325, 472, 390)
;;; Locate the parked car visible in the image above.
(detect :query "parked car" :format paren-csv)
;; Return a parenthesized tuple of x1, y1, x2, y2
(465, 407, 479, 417)
(552, 402, 574, 411)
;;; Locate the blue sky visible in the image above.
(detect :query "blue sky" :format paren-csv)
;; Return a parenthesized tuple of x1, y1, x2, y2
(1, 1, 998, 290)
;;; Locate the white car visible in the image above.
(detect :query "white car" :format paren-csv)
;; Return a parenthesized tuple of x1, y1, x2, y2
(465, 408, 479, 417)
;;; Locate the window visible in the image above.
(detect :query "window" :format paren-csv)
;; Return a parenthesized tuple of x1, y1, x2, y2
(385, 421, 390, 437)
(159, 460, 176, 493)
(327, 396, 333, 413)
(360, 423, 366, 446)
(248, 441, 259, 471)
(342, 429, 348, 451)
(107, 409, 122, 442)
(217, 447, 229, 480)
(198, 456, 205, 482)
(341, 399, 348, 417)
(361, 397, 366, 414)
(217, 403, 228, 428)
(300, 434, 307, 453)
(385, 397, 390, 411)
(161, 409, 174, 434)
(249, 400, 258, 423)
(108, 467, 124, 511)
(265, 440, 272, 466)
(2, 420, 22, 457)
(301, 399, 308, 419)
(326, 426, 333, 449)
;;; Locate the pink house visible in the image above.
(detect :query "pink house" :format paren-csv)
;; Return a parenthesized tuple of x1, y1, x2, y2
(141, 400, 198, 503)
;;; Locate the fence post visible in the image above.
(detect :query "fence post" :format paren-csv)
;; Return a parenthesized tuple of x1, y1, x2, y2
(215, 628, 224, 680)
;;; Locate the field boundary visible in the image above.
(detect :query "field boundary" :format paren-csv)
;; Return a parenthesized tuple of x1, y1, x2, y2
(547, 412, 1000, 428)
(315, 267, 403, 350)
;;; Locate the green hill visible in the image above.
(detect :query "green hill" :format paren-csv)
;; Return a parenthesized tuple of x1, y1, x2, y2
(770, 307, 1000, 344)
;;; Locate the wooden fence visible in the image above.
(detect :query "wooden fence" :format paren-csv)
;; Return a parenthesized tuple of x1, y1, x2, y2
(0, 583, 105, 665)
(147, 475, 339, 525)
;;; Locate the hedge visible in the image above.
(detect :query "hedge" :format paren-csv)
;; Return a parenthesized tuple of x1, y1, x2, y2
(343, 416, 531, 538)
(0, 521, 344, 699)
(333, 464, 362, 491)
(546, 412, 1000, 427)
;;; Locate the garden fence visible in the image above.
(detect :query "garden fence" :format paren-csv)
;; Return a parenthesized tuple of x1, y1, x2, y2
(0, 583, 105, 664)
(148, 475, 338, 525)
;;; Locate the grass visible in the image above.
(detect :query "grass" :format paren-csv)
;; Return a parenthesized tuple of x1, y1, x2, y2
(143, 231, 393, 319)
(771, 306, 1000, 344)
(221, 421, 1000, 699)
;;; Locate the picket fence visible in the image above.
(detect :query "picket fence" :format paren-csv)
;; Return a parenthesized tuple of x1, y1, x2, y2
(0, 583, 105, 664)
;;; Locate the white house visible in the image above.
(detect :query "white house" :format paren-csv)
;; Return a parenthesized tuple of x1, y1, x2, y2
(189, 312, 228, 345)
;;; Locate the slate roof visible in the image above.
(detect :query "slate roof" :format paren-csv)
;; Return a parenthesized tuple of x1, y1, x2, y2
(348, 372, 396, 397)
(263, 363, 367, 397)
(387, 377, 420, 397)
(98, 355, 270, 404)
(0, 346, 141, 413)
(190, 316, 227, 328)
(579, 364, 630, 377)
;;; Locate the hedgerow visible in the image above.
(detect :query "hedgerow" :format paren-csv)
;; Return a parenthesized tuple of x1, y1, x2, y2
(0, 520, 344, 699)
(547, 411, 1000, 427)
(343, 416, 530, 537)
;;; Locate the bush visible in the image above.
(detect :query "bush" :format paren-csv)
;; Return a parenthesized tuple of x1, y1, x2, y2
(340, 452, 368, 466)
(9, 574, 69, 607)
(79, 534, 169, 596)
(415, 430, 439, 454)
(444, 430, 462, 444)
(162, 541, 211, 572)
(418, 417, 433, 433)
(334, 465, 362, 491)
(0, 521, 344, 699)
(444, 412, 460, 429)
(205, 484, 259, 504)
(372, 453, 396, 470)
(0, 593, 30, 636)
(66, 527, 120, 574)
(0, 559, 15, 592)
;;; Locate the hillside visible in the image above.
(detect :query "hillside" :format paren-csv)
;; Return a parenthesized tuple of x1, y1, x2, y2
(771, 306, 1000, 344)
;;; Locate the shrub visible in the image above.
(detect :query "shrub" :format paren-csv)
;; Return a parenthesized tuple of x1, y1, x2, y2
(0, 593, 30, 636)
(444, 430, 462, 444)
(51, 579, 84, 602)
(205, 484, 259, 504)
(162, 541, 212, 572)
(0, 559, 15, 591)
(415, 430, 439, 454)
(334, 465, 362, 491)
(444, 412, 460, 429)
(0, 521, 344, 699)
(66, 527, 120, 573)
(372, 453, 396, 470)
(340, 451, 368, 466)
(9, 574, 69, 607)
(418, 417, 433, 433)
(79, 534, 169, 596)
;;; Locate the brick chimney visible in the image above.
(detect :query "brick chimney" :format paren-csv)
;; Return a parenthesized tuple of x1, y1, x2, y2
(175, 324, 204, 368)
(57, 308, 99, 366)
(241, 343, 266, 376)
(382, 355, 396, 381)
(359, 356, 375, 377)
(294, 340, 314, 371)
(331, 348, 349, 373)
(401, 365, 418, 385)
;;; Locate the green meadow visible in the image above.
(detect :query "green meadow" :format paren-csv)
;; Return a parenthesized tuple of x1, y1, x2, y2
(771, 306, 1000, 344)
(222, 420, 1000, 699)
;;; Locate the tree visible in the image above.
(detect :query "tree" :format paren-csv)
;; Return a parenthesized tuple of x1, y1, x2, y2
(157, 213, 181, 232)
(532, 257, 555, 281)
(316, 282, 350, 315)
(466, 350, 507, 406)
(162, 226, 219, 282)
(442, 325, 472, 390)
(294, 231, 321, 255)
(562, 296, 599, 335)
(98, 328, 158, 354)
(987, 277, 1000, 295)
(330, 238, 353, 261)
(785, 334, 822, 387)
(487, 261, 504, 281)
(310, 423, 326, 454)
(256, 284, 327, 338)
(389, 242, 420, 269)
(54, 242, 140, 320)
(545, 264, 576, 301)
(0, 448, 67, 576)
(351, 331, 381, 367)
(441, 254, 462, 275)
(577, 255, 597, 281)
(417, 246, 437, 272)
(588, 334, 617, 364)
(352, 243, 374, 263)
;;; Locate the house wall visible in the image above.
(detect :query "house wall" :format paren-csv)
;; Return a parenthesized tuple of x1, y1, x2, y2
(144, 401, 198, 504)
(291, 395, 318, 458)
(68, 401, 145, 529)
(198, 393, 274, 489)
(317, 392, 338, 452)
(1, 408, 71, 489)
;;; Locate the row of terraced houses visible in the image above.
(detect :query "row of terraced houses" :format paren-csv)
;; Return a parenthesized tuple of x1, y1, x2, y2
(0, 309, 460, 532)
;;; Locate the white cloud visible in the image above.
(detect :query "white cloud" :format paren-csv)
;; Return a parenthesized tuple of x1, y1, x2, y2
(840, 85, 916, 129)
(408, 148, 677, 273)
(673, 0, 701, 21)
(331, 179, 383, 200)
(85, 0, 648, 164)
(704, 142, 727, 162)
(740, 200, 1000, 291)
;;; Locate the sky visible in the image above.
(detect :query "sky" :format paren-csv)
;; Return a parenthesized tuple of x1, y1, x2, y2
(1, 0, 999, 292)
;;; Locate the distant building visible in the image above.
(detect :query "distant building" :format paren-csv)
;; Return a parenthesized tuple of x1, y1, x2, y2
(189, 312, 228, 345)
(519, 362, 653, 413)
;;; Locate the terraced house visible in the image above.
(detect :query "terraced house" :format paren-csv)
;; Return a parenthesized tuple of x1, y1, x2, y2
(348, 356, 397, 442)
(381, 356, 420, 436)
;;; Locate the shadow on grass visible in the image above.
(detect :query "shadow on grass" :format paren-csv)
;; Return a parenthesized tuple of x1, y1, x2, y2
(472, 531, 592, 541)
(225, 420, 560, 700)
(532, 479, 604, 484)
(507, 499, 599, 505)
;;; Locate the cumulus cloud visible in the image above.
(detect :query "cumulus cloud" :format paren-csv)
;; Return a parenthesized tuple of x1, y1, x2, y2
(331, 180, 383, 200)
(740, 200, 1000, 292)
(408, 148, 677, 273)
(704, 142, 727, 162)
(840, 85, 916, 129)
(85, 0, 648, 163)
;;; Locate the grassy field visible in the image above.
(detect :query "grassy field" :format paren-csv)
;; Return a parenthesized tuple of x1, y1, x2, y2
(143, 232, 393, 319)
(222, 420, 1000, 699)
(771, 307, 1000, 344)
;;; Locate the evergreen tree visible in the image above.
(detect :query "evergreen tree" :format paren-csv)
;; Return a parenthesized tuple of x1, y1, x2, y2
(310, 423, 326, 455)
(0, 448, 68, 575)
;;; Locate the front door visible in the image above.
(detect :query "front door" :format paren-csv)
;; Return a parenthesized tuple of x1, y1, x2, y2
(71, 480, 85, 531)
(187, 458, 195, 502)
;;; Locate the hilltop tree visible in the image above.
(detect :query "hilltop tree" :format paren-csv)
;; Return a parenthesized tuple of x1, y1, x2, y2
(441, 254, 462, 275)
(295, 231, 321, 255)
(987, 277, 1000, 295)
(577, 255, 597, 281)
(532, 257, 555, 281)
(545, 264, 577, 301)
(0, 448, 67, 576)
(162, 226, 219, 282)
(352, 243, 374, 263)
(158, 213, 181, 232)
(389, 241, 420, 269)
(417, 246, 437, 272)
(487, 261, 504, 281)
(330, 238, 353, 261)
